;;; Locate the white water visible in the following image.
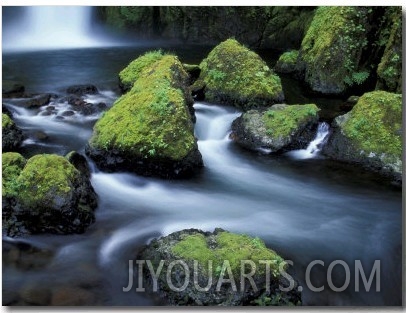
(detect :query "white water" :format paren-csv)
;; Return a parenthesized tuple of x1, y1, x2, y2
(286, 122, 330, 159)
(2, 6, 121, 51)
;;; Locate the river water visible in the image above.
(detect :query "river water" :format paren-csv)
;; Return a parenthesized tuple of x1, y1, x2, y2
(2, 47, 402, 306)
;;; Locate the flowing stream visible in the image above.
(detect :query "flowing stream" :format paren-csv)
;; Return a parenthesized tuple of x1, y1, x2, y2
(2, 44, 402, 306)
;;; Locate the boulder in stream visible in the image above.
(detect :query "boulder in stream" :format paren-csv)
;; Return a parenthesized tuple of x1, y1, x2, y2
(2, 113, 23, 152)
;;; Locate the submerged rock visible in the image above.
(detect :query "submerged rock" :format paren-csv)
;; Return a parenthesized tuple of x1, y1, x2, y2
(10, 93, 51, 109)
(66, 84, 98, 96)
(87, 54, 203, 178)
(136, 228, 301, 306)
(231, 104, 320, 153)
(2, 113, 23, 152)
(2, 153, 97, 236)
(195, 38, 284, 110)
(323, 91, 402, 182)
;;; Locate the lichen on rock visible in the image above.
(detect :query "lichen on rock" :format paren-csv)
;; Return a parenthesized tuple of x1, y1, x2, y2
(195, 38, 284, 110)
(231, 104, 320, 153)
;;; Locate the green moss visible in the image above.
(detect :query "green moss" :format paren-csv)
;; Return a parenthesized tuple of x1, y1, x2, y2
(2, 114, 13, 129)
(342, 91, 401, 161)
(119, 50, 165, 92)
(376, 7, 402, 93)
(278, 50, 299, 64)
(172, 231, 285, 277)
(198, 38, 284, 109)
(14, 154, 80, 210)
(300, 7, 371, 93)
(262, 104, 319, 139)
(90, 55, 195, 161)
(2, 152, 26, 197)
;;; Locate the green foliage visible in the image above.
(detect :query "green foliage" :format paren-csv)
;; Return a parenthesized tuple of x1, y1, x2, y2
(300, 6, 371, 92)
(2, 113, 13, 129)
(342, 91, 402, 160)
(278, 50, 299, 64)
(2, 152, 26, 197)
(198, 38, 284, 110)
(9, 154, 80, 210)
(119, 50, 165, 92)
(172, 231, 286, 278)
(263, 104, 320, 138)
(90, 55, 196, 161)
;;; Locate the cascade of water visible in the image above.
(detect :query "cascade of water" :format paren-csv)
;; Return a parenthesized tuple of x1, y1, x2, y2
(286, 122, 330, 159)
(2, 6, 119, 51)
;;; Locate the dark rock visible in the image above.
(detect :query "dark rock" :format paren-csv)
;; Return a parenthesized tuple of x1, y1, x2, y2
(39, 110, 54, 116)
(12, 93, 51, 109)
(136, 228, 302, 306)
(65, 151, 91, 178)
(97, 102, 107, 110)
(2, 80, 25, 98)
(20, 283, 51, 305)
(61, 110, 75, 117)
(55, 116, 64, 120)
(32, 130, 49, 141)
(66, 84, 98, 96)
(59, 95, 86, 106)
(346, 96, 359, 105)
(45, 105, 56, 111)
(183, 63, 201, 85)
(2, 114, 23, 152)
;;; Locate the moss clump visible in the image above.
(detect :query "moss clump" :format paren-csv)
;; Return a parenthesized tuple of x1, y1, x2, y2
(2, 152, 26, 197)
(172, 231, 285, 277)
(119, 50, 165, 92)
(299, 7, 371, 94)
(14, 154, 80, 211)
(376, 7, 402, 93)
(278, 50, 299, 64)
(2, 114, 13, 129)
(342, 91, 401, 161)
(197, 38, 284, 110)
(90, 55, 196, 162)
(263, 104, 319, 139)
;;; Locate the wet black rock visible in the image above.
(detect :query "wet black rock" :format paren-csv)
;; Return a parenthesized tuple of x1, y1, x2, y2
(66, 84, 98, 96)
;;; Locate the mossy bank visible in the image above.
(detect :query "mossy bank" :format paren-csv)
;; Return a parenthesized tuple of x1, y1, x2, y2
(323, 91, 402, 182)
(194, 39, 284, 110)
(87, 53, 203, 178)
(137, 228, 301, 305)
(231, 104, 320, 153)
(2, 152, 97, 236)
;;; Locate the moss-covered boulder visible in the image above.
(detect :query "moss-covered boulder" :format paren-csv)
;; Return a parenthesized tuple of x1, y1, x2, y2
(195, 39, 284, 110)
(376, 7, 402, 93)
(2, 113, 23, 152)
(136, 228, 301, 306)
(323, 91, 402, 182)
(297, 7, 372, 94)
(87, 54, 203, 178)
(2, 153, 97, 236)
(231, 104, 320, 153)
(118, 50, 165, 93)
(274, 50, 299, 74)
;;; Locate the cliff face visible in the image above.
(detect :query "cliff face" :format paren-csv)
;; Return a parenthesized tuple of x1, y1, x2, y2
(96, 6, 315, 49)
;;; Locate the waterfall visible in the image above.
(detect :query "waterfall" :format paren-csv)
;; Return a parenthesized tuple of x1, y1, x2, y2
(2, 6, 118, 51)
(287, 122, 330, 159)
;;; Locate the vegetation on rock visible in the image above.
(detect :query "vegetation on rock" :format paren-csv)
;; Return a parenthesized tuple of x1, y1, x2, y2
(87, 54, 202, 178)
(118, 49, 165, 92)
(196, 38, 284, 110)
(274, 50, 299, 74)
(2, 113, 23, 152)
(2, 152, 26, 198)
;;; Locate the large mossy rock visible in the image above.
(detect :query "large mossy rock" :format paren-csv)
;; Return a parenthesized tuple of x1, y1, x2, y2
(86, 54, 203, 178)
(297, 7, 371, 94)
(376, 7, 402, 93)
(274, 50, 299, 74)
(137, 228, 301, 306)
(195, 39, 284, 110)
(2, 153, 97, 236)
(231, 104, 320, 153)
(323, 91, 402, 182)
(2, 113, 23, 152)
